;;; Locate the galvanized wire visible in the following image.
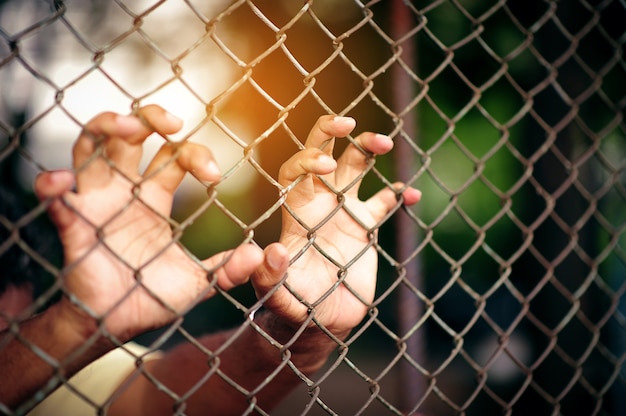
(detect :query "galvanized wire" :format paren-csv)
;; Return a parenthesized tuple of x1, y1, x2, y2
(1, 0, 624, 415)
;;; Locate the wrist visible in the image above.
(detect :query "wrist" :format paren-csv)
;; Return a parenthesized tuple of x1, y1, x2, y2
(5, 300, 116, 388)
(254, 312, 344, 374)
(51, 298, 116, 359)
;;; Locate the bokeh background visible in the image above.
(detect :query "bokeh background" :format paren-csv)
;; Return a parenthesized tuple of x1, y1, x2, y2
(1, 0, 624, 414)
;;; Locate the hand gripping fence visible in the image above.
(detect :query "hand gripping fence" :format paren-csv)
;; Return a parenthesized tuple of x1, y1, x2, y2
(0, 0, 624, 415)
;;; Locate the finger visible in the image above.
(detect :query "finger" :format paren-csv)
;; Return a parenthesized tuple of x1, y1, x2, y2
(278, 148, 337, 186)
(34, 170, 77, 230)
(335, 132, 394, 192)
(143, 142, 221, 194)
(277, 115, 357, 204)
(277, 148, 337, 205)
(251, 243, 289, 297)
(304, 115, 357, 154)
(201, 244, 265, 292)
(365, 183, 422, 222)
(73, 111, 125, 190)
(73, 105, 183, 190)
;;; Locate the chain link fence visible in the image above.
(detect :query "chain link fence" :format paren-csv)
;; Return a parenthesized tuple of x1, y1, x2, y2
(1, 0, 624, 414)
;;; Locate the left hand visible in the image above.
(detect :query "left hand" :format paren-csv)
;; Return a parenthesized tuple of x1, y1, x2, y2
(35, 105, 286, 342)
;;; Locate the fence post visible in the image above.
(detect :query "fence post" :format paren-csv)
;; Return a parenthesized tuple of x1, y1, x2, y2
(390, 0, 425, 412)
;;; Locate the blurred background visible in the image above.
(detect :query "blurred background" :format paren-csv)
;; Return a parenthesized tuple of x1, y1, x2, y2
(1, 0, 624, 414)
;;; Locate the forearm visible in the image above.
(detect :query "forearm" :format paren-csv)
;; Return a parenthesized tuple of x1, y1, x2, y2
(111, 312, 342, 415)
(0, 302, 111, 410)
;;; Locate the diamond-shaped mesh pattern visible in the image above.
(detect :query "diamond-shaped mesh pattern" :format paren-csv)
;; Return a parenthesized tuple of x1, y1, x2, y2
(1, 0, 624, 415)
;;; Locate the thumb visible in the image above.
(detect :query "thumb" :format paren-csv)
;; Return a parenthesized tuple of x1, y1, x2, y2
(251, 243, 289, 298)
(200, 244, 265, 292)
(34, 170, 77, 230)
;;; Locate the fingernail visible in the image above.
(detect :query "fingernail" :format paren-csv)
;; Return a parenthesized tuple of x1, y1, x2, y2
(376, 133, 393, 144)
(318, 154, 335, 166)
(266, 254, 279, 272)
(115, 115, 144, 134)
(333, 116, 356, 127)
(266, 249, 283, 272)
(48, 170, 72, 185)
(164, 111, 183, 126)
(206, 160, 221, 177)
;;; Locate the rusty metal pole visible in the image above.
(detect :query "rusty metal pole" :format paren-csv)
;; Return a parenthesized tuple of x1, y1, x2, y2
(390, 0, 425, 413)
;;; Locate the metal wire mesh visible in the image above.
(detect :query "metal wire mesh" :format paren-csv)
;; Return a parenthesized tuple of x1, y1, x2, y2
(1, 0, 624, 415)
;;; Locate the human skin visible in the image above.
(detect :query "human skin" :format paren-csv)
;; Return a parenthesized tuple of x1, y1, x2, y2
(0, 106, 421, 414)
